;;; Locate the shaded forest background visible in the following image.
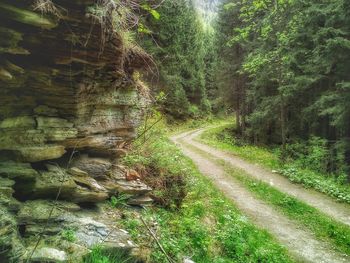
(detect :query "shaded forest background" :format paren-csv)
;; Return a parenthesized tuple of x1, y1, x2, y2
(138, 0, 350, 179)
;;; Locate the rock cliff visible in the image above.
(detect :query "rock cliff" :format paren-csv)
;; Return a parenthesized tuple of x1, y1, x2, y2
(0, 0, 151, 262)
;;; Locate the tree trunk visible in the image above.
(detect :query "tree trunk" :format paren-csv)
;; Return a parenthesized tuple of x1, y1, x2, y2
(280, 94, 287, 161)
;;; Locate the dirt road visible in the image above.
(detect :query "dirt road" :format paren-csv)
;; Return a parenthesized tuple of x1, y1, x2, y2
(171, 129, 350, 263)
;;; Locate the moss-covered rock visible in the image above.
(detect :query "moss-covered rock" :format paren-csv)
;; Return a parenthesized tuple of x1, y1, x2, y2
(0, 162, 38, 181)
(0, 0, 151, 261)
(0, 205, 26, 262)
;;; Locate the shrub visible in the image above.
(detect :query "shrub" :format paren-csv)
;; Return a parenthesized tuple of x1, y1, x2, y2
(109, 194, 132, 208)
(61, 228, 76, 242)
(123, 133, 188, 209)
(84, 246, 135, 263)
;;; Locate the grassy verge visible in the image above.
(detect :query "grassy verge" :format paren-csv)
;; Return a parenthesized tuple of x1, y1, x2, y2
(84, 247, 136, 263)
(199, 123, 350, 203)
(182, 141, 350, 256)
(165, 117, 230, 136)
(226, 165, 350, 256)
(120, 123, 293, 263)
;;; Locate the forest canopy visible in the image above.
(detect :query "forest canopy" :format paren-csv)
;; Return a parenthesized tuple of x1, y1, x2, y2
(212, 0, 350, 176)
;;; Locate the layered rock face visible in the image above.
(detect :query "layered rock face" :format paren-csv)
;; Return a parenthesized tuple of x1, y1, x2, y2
(0, 0, 151, 262)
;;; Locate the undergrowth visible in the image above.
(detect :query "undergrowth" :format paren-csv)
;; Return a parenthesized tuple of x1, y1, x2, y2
(199, 122, 350, 203)
(120, 120, 293, 263)
(224, 164, 350, 256)
(84, 246, 135, 263)
(181, 141, 350, 257)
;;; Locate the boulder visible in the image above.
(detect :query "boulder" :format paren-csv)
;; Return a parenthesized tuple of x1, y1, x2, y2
(127, 196, 153, 206)
(18, 200, 80, 225)
(0, 177, 21, 212)
(0, 116, 36, 129)
(68, 167, 88, 177)
(184, 258, 196, 263)
(70, 169, 109, 203)
(0, 205, 26, 262)
(36, 117, 74, 129)
(65, 216, 137, 251)
(0, 162, 38, 181)
(102, 180, 152, 195)
(15, 145, 67, 162)
(30, 247, 67, 262)
(33, 105, 58, 116)
(71, 156, 112, 180)
(0, 0, 152, 260)
(71, 185, 109, 203)
(109, 165, 127, 180)
(26, 170, 77, 199)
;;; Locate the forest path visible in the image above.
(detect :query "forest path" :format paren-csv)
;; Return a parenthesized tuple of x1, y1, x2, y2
(171, 129, 350, 263)
(175, 128, 350, 227)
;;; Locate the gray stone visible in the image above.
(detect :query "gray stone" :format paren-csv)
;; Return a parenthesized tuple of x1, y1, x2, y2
(71, 156, 112, 179)
(68, 167, 89, 177)
(34, 105, 58, 116)
(31, 247, 67, 262)
(16, 145, 67, 162)
(102, 179, 152, 195)
(61, 215, 137, 251)
(18, 200, 80, 224)
(21, 210, 136, 259)
(128, 196, 153, 206)
(0, 116, 36, 129)
(68, 166, 109, 203)
(36, 117, 74, 128)
(0, 162, 38, 181)
(29, 170, 77, 199)
(0, 205, 26, 262)
(71, 185, 109, 203)
(0, 177, 21, 212)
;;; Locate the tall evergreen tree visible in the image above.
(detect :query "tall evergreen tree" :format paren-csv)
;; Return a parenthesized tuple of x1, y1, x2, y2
(140, 0, 211, 119)
(214, 0, 350, 176)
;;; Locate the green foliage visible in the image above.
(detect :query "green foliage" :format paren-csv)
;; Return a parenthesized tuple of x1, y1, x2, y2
(279, 166, 350, 203)
(181, 139, 350, 256)
(122, 121, 293, 262)
(123, 123, 188, 209)
(228, 168, 350, 256)
(281, 136, 331, 174)
(200, 122, 350, 203)
(201, 123, 280, 169)
(84, 246, 134, 263)
(139, 0, 213, 119)
(140, 4, 160, 20)
(109, 194, 132, 208)
(213, 0, 350, 175)
(61, 228, 76, 242)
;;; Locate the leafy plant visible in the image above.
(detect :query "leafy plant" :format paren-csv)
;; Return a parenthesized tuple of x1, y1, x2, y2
(61, 228, 76, 242)
(140, 4, 160, 20)
(109, 194, 132, 208)
(121, 120, 292, 263)
(84, 246, 135, 263)
(279, 166, 350, 203)
(201, 122, 350, 203)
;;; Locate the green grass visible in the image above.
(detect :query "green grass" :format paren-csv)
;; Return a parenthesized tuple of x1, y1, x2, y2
(182, 141, 350, 256)
(109, 194, 132, 208)
(83, 246, 135, 263)
(199, 123, 280, 169)
(199, 123, 350, 203)
(61, 228, 76, 242)
(120, 122, 294, 263)
(225, 165, 350, 256)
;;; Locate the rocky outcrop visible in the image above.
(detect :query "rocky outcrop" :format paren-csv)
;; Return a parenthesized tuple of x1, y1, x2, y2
(0, 0, 152, 262)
